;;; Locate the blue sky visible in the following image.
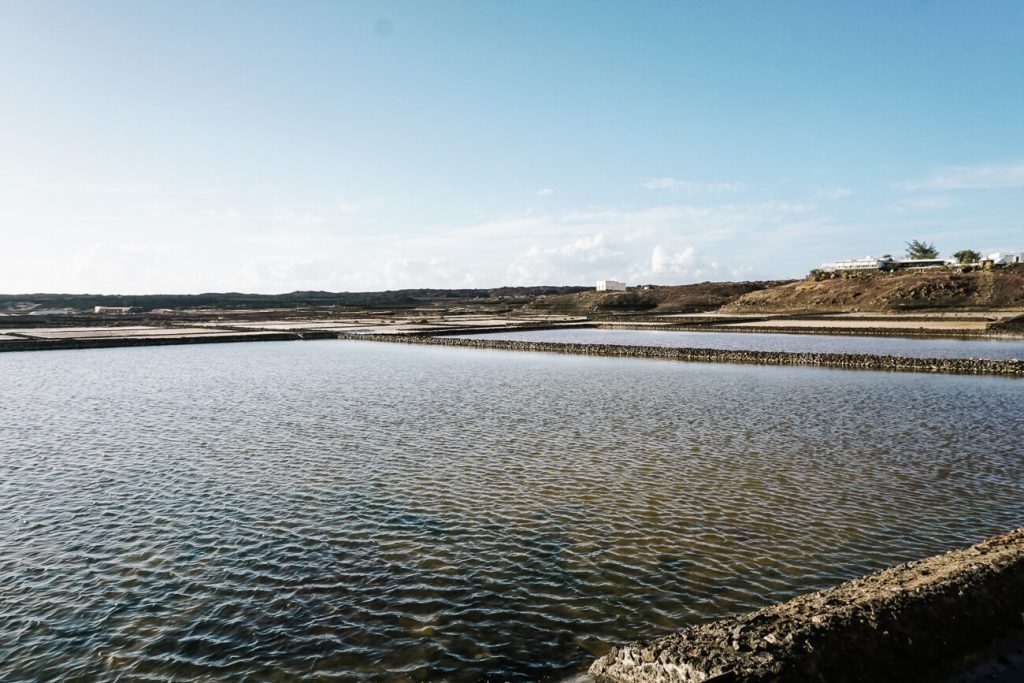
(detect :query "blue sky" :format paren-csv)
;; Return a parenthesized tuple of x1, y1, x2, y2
(1, 1, 1021, 293)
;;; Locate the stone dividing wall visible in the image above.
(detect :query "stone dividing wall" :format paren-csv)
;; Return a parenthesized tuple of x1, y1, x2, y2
(400, 323, 589, 337)
(593, 323, 1024, 340)
(2, 328, 1020, 377)
(589, 527, 1024, 683)
(443, 321, 1020, 340)
(338, 333, 1024, 376)
(0, 331, 325, 353)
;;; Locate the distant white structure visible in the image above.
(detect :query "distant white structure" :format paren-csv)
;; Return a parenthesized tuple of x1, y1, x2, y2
(820, 257, 888, 273)
(820, 255, 961, 273)
(94, 306, 133, 314)
(596, 279, 627, 292)
(29, 308, 75, 316)
(987, 252, 1022, 266)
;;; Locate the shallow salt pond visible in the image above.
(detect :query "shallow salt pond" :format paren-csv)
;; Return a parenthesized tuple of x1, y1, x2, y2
(448, 327, 1024, 360)
(1, 340, 1022, 681)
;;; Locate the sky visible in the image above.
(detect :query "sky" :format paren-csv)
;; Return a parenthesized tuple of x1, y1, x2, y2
(1, 1, 1022, 294)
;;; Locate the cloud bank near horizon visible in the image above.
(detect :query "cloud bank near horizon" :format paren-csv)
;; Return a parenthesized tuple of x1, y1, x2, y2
(3, 162, 1020, 295)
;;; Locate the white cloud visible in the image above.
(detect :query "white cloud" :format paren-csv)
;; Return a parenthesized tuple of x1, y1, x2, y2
(628, 245, 751, 283)
(547, 234, 617, 261)
(651, 244, 696, 272)
(78, 181, 163, 195)
(537, 188, 555, 196)
(560, 201, 813, 241)
(462, 200, 818, 286)
(233, 258, 323, 292)
(507, 234, 622, 285)
(895, 161, 1024, 191)
(336, 199, 360, 215)
(70, 242, 179, 293)
(1, 175, 826, 292)
(496, 199, 812, 286)
(233, 256, 484, 293)
(17, 180, 164, 195)
(892, 195, 955, 210)
(642, 177, 746, 194)
(816, 185, 853, 199)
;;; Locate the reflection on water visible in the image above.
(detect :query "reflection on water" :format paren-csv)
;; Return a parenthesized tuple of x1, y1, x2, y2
(450, 327, 1024, 360)
(1, 341, 1022, 681)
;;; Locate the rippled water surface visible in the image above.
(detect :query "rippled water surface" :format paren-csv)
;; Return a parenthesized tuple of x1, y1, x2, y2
(1, 340, 1022, 681)
(452, 327, 1024, 359)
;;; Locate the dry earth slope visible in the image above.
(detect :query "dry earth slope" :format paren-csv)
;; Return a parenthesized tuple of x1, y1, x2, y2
(525, 281, 793, 315)
(720, 268, 1024, 314)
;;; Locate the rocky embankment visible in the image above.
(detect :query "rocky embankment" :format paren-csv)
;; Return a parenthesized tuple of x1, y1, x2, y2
(722, 268, 1024, 314)
(991, 314, 1024, 333)
(341, 334, 1024, 377)
(589, 528, 1024, 683)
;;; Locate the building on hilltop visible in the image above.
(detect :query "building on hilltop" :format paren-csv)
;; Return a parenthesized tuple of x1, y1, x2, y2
(987, 252, 1022, 266)
(93, 306, 134, 314)
(820, 255, 959, 273)
(820, 257, 889, 273)
(596, 279, 627, 292)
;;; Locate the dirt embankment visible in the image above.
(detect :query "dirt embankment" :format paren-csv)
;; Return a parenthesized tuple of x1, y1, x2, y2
(721, 268, 1024, 314)
(525, 281, 792, 315)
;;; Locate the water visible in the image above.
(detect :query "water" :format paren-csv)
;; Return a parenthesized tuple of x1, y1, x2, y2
(449, 327, 1024, 360)
(1, 340, 1022, 681)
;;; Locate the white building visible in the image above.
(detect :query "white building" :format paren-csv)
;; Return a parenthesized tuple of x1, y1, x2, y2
(987, 252, 1022, 266)
(820, 255, 961, 272)
(596, 279, 627, 292)
(820, 257, 888, 273)
(93, 306, 133, 314)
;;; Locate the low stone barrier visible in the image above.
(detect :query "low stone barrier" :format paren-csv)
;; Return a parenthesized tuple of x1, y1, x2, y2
(0, 331, 320, 353)
(589, 527, 1024, 683)
(591, 316, 772, 327)
(399, 322, 591, 337)
(3, 328, 1020, 376)
(595, 322, 1023, 340)
(338, 333, 1024, 376)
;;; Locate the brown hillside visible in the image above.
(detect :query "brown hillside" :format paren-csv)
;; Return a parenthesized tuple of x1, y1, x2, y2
(721, 267, 1024, 313)
(525, 280, 793, 315)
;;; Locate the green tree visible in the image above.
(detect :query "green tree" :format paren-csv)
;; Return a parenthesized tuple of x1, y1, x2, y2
(953, 249, 981, 264)
(905, 240, 940, 259)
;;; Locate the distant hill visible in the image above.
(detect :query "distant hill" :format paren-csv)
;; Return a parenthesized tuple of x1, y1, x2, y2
(0, 286, 592, 312)
(524, 281, 793, 314)
(7, 270, 1019, 317)
(721, 267, 1024, 313)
